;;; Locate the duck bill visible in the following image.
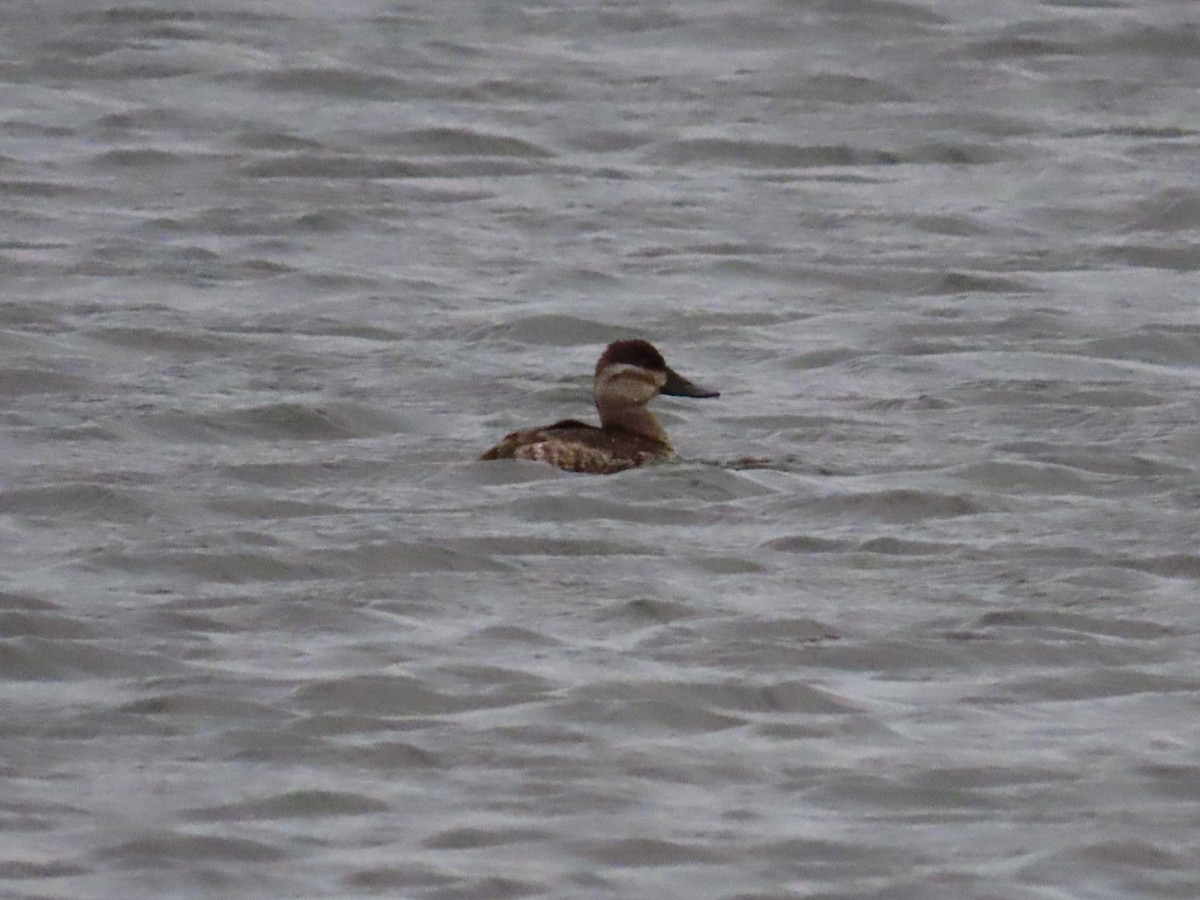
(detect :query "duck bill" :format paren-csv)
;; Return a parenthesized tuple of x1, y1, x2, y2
(661, 366, 720, 398)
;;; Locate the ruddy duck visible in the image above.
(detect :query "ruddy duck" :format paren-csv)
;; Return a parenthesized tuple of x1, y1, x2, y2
(480, 339, 719, 474)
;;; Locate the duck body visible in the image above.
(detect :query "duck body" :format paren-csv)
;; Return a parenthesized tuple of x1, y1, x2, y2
(480, 418, 673, 474)
(480, 339, 719, 475)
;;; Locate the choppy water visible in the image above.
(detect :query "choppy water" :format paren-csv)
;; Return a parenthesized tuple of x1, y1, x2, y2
(4, 1, 1200, 898)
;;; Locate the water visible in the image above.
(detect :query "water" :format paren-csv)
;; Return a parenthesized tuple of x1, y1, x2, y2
(3, 1, 1200, 897)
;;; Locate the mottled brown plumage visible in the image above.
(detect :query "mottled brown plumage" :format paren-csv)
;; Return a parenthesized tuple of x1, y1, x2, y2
(480, 339, 718, 474)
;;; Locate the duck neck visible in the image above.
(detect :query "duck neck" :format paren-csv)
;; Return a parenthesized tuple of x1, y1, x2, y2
(596, 400, 671, 447)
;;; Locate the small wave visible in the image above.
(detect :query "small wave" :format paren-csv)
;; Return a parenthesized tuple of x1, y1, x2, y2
(190, 789, 390, 821)
(121, 693, 283, 719)
(1097, 24, 1200, 58)
(0, 861, 88, 879)
(87, 547, 339, 583)
(423, 826, 552, 850)
(91, 148, 187, 169)
(954, 460, 1108, 495)
(1082, 329, 1200, 367)
(996, 443, 1182, 477)
(975, 669, 1200, 704)
(102, 833, 286, 864)
(486, 313, 618, 345)
(1, 483, 152, 522)
(241, 154, 434, 179)
(90, 325, 232, 353)
(713, 615, 839, 644)
(0, 368, 91, 395)
(595, 597, 697, 624)
(0, 607, 96, 640)
(344, 865, 455, 891)
(854, 536, 958, 556)
(576, 837, 727, 867)
(917, 271, 1037, 295)
(249, 67, 409, 99)
(1126, 188, 1200, 232)
(0, 179, 86, 199)
(646, 138, 1008, 169)
(387, 127, 552, 158)
(318, 540, 511, 575)
(0, 637, 177, 680)
(816, 0, 949, 26)
(762, 535, 849, 553)
(562, 678, 856, 725)
(1118, 554, 1200, 580)
(1098, 243, 1200, 272)
(799, 72, 913, 104)
(647, 139, 900, 168)
(139, 402, 401, 443)
(294, 672, 549, 717)
(803, 488, 986, 523)
(967, 609, 1175, 641)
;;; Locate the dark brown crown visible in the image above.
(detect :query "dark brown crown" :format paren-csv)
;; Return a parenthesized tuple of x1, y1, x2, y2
(597, 339, 666, 374)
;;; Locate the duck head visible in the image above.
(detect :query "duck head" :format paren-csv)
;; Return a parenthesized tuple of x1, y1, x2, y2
(593, 339, 718, 441)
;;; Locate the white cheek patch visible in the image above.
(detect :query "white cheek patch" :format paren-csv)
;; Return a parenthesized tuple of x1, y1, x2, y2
(600, 363, 651, 381)
(597, 365, 664, 402)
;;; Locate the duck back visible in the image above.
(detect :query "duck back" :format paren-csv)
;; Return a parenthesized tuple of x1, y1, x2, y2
(480, 420, 669, 474)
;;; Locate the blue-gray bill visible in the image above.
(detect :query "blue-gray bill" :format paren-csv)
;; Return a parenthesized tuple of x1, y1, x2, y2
(662, 366, 719, 399)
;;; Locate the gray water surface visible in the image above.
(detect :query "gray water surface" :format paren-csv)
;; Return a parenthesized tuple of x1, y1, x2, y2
(4, 2, 1200, 898)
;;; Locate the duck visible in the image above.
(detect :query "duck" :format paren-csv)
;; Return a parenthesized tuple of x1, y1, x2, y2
(480, 339, 719, 474)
